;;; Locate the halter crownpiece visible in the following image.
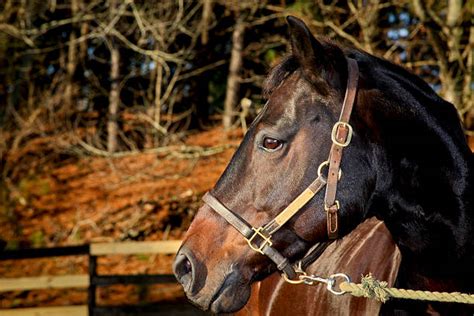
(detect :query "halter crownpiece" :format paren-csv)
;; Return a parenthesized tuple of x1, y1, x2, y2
(324, 57, 359, 238)
(202, 57, 359, 280)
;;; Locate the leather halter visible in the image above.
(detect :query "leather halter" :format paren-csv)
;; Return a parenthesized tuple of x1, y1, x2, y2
(202, 58, 359, 280)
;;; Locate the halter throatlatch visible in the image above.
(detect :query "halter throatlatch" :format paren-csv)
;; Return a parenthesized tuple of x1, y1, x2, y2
(202, 58, 359, 280)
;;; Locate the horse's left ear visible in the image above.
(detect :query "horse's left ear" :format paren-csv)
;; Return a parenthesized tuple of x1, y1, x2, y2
(286, 16, 345, 91)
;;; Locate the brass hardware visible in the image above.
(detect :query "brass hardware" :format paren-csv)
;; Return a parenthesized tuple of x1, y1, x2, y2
(317, 160, 342, 180)
(284, 271, 351, 295)
(331, 122, 353, 147)
(297, 273, 351, 295)
(282, 271, 306, 284)
(246, 227, 272, 255)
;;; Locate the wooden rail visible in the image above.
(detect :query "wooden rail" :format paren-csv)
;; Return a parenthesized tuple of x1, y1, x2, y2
(0, 275, 89, 292)
(90, 240, 182, 255)
(1, 305, 88, 316)
(0, 240, 203, 316)
(0, 245, 89, 260)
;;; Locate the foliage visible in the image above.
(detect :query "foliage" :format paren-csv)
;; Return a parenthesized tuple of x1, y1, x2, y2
(0, 0, 472, 223)
(29, 230, 45, 248)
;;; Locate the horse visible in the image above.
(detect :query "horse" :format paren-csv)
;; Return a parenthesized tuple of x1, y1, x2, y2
(173, 16, 474, 315)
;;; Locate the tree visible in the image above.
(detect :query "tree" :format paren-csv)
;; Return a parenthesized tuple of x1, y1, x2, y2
(410, 0, 473, 128)
(106, 0, 120, 153)
(223, 13, 245, 130)
(0, 0, 471, 161)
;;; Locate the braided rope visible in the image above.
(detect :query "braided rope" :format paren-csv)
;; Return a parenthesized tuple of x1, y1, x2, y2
(339, 274, 474, 304)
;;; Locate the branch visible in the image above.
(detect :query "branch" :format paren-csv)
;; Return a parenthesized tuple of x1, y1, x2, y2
(178, 59, 226, 81)
(75, 134, 236, 158)
(106, 26, 184, 64)
(0, 23, 34, 47)
(24, 14, 97, 38)
(135, 112, 168, 135)
(411, 0, 449, 76)
(324, 21, 365, 51)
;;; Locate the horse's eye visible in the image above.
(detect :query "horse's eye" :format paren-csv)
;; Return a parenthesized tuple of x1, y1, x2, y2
(262, 137, 283, 151)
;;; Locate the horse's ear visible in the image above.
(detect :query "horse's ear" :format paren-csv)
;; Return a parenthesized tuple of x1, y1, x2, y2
(286, 16, 323, 69)
(286, 16, 345, 92)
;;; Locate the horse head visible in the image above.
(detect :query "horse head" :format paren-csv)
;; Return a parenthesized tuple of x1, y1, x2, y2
(173, 16, 473, 314)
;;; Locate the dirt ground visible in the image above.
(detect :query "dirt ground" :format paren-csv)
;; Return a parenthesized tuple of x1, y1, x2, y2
(0, 127, 242, 309)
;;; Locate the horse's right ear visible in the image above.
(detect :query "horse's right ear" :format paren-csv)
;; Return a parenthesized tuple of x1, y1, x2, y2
(286, 16, 324, 73)
(286, 16, 346, 93)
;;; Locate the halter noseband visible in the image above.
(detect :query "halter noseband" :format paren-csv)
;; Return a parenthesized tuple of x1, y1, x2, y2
(202, 58, 359, 280)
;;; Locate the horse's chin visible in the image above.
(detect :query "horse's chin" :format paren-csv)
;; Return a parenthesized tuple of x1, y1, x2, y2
(209, 280, 251, 314)
(187, 269, 252, 314)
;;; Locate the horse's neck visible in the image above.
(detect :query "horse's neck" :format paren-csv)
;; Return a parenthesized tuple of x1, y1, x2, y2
(372, 135, 474, 287)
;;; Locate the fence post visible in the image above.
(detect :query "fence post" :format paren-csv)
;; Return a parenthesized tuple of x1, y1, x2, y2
(88, 254, 97, 316)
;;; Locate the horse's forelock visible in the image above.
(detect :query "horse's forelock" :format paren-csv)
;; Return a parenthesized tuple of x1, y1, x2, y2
(263, 55, 299, 98)
(263, 40, 348, 100)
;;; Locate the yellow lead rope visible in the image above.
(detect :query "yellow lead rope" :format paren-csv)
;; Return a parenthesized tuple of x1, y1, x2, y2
(339, 274, 474, 304)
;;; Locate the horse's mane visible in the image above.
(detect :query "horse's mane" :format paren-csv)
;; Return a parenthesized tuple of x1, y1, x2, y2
(263, 41, 470, 155)
(351, 50, 466, 137)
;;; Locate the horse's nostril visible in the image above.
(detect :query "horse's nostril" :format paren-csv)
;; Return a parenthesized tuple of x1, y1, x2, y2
(178, 256, 192, 276)
(173, 251, 195, 290)
(183, 257, 192, 274)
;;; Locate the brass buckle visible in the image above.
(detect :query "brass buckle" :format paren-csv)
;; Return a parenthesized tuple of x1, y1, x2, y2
(331, 122, 353, 147)
(246, 227, 272, 255)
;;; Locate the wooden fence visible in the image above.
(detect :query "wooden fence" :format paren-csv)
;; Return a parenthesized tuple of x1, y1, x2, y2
(0, 240, 205, 316)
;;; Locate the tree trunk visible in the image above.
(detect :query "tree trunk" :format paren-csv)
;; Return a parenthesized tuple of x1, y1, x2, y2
(411, 0, 461, 108)
(444, 0, 463, 109)
(154, 62, 163, 126)
(352, 0, 380, 54)
(79, 19, 88, 60)
(64, 0, 78, 111)
(107, 44, 120, 153)
(464, 25, 474, 130)
(201, 0, 212, 45)
(223, 18, 244, 130)
(107, 0, 120, 153)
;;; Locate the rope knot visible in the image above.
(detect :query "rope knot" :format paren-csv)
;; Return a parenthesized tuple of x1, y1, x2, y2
(360, 273, 390, 302)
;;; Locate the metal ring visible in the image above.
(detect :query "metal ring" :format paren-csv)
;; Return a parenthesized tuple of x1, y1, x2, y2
(282, 272, 306, 284)
(317, 160, 329, 179)
(317, 160, 342, 180)
(327, 273, 351, 295)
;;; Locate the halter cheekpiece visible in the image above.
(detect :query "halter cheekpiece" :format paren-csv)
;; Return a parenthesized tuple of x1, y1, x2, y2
(202, 57, 359, 280)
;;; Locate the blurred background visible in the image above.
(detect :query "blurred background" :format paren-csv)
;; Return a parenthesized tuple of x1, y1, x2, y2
(0, 0, 472, 312)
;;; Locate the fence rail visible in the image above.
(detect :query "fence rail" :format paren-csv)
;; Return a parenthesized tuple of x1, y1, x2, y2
(2, 305, 88, 316)
(90, 240, 182, 255)
(0, 240, 204, 316)
(0, 274, 90, 292)
(0, 245, 89, 260)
